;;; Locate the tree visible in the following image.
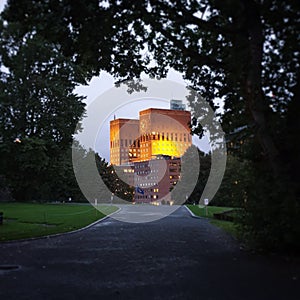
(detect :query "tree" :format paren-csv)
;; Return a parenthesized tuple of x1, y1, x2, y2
(0, 9, 86, 201)
(172, 145, 211, 205)
(210, 154, 253, 208)
(96, 154, 134, 202)
(3, 0, 298, 174)
(1, 0, 299, 250)
(72, 145, 134, 203)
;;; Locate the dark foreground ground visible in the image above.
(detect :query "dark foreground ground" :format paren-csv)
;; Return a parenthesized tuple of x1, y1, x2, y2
(0, 206, 299, 300)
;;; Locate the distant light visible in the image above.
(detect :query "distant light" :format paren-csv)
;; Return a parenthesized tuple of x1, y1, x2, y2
(14, 138, 21, 143)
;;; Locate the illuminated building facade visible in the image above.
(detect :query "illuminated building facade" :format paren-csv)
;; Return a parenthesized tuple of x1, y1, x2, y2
(138, 108, 192, 161)
(109, 103, 192, 204)
(110, 118, 139, 166)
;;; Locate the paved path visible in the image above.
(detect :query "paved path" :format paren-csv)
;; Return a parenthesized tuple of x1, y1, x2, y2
(0, 206, 299, 299)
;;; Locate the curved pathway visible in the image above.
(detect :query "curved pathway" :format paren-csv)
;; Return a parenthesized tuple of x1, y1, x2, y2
(0, 206, 299, 299)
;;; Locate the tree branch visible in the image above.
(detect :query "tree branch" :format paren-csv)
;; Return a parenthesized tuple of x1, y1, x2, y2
(143, 11, 224, 70)
(151, 0, 239, 35)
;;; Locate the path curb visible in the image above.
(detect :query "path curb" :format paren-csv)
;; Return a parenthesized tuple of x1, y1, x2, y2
(184, 205, 204, 219)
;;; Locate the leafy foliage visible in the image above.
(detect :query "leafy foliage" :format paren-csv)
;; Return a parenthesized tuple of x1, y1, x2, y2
(172, 145, 211, 205)
(72, 144, 134, 203)
(0, 4, 86, 201)
(96, 153, 134, 202)
(1, 0, 299, 251)
(210, 155, 253, 208)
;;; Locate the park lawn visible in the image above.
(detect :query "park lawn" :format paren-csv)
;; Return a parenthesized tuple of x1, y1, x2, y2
(186, 204, 239, 237)
(0, 203, 118, 242)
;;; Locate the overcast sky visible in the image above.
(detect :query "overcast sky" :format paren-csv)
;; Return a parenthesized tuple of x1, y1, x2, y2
(0, 0, 5, 11)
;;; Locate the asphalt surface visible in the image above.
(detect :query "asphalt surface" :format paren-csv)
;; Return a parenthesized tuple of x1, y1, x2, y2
(0, 206, 299, 300)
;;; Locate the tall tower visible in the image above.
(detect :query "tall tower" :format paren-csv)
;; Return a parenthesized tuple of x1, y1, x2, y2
(139, 108, 192, 161)
(110, 118, 139, 165)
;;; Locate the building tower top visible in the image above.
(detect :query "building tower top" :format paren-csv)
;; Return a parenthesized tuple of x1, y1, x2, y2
(170, 99, 186, 111)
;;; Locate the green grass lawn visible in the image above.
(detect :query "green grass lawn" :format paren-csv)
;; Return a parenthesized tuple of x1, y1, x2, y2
(0, 203, 118, 242)
(186, 204, 239, 237)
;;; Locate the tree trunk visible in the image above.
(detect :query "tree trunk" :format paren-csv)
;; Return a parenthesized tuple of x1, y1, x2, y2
(244, 0, 281, 177)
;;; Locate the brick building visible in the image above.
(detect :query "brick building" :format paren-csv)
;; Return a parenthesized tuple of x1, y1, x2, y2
(133, 155, 181, 204)
(110, 118, 139, 165)
(109, 102, 191, 204)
